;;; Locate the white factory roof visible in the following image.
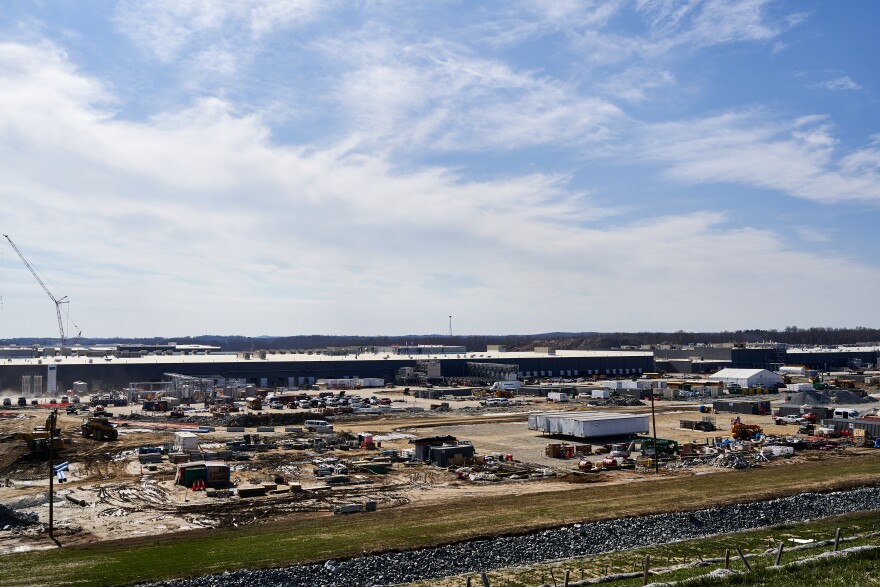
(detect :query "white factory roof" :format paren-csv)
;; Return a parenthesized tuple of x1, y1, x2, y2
(708, 368, 774, 378)
(787, 346, 880, 354)
(531, 410, 647, 421)
(0, 349, 652, 367)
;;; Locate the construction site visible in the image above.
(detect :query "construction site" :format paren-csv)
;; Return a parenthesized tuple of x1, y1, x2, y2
(2, 368, 880, 586)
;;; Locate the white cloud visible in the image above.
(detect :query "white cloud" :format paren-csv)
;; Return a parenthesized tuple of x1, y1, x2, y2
(815, 76, 862, 91)
(114, 0, 327, 62)
(597, 67, 676, 102)
(640, 111, 880, 203)
(1, 41, 878, 336)
(321, 35, 624, 152)
(795, 227, 832, 243)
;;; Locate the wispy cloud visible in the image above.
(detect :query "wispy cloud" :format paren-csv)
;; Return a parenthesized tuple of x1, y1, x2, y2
(320, 34, 625, 152)
(815, 76, 862, 91)
(113, 0, 328, 63)
(795, 227, 832, 243)
(640, 110, 880, 203)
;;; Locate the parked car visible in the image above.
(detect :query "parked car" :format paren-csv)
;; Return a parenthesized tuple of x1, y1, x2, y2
(2, 398, 11, 407)
(269, 401, 283, 409)
(775, 414, 808, 425)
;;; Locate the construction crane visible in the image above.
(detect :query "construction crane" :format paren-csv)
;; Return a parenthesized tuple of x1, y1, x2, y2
(3, 234, 81, 348)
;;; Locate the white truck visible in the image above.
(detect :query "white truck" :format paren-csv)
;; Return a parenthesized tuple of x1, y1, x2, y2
(547, 392, 569, 403)
(490, 381, 520, 392)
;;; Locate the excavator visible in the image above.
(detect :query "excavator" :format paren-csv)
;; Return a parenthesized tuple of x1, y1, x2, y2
(1, 416, 66, 460)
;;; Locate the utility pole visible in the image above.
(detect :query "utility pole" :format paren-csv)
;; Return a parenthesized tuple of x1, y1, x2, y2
(48, 408, 57, 541)
(449, 315, 452, 337)
(650, 386, 659, 474)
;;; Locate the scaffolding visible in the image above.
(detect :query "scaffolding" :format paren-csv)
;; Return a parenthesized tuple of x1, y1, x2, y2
(126, 373, 228, 403)
(466, 362, 519, 383)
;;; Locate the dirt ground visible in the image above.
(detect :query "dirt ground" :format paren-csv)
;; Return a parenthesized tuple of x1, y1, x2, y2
(0, 396, 860, 555)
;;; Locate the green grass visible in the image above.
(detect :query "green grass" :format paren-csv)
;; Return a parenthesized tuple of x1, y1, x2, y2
(2, 453, 880, 587)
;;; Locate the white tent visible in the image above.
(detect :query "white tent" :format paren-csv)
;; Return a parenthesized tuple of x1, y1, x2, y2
(708, 368, 783, 389)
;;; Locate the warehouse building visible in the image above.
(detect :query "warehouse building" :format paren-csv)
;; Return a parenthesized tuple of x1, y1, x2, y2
(785, 346, 880, 371)
(708, 368, 783, 390)
(0, 348, 654, 393)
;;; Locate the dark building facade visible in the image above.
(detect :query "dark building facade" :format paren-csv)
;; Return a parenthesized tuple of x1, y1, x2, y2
(0, 352, 656, 393)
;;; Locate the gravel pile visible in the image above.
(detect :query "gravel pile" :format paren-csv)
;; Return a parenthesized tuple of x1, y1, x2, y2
(137, 486, 880, 587)
(0, 503, 39, 528)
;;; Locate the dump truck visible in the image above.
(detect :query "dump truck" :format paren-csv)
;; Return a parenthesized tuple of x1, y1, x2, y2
(81, 418, 118, 441)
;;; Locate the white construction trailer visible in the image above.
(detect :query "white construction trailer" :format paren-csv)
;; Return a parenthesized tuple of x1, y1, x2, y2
(527, 411, 649, 439)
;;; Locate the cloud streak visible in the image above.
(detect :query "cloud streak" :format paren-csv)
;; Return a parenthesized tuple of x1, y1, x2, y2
(640, 111, 880, 203)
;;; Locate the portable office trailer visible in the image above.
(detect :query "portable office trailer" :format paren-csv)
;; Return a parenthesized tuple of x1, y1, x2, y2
(712, 400, 771, 415)
(820, 418, 880, 438)
(429, 444, 475, 467)
(777, 404, 833, 420)
(173, 432, 200, 453)
(409, 435, 458, 461)
(528, 411, 649, 439)
(174, 460, 230, 488)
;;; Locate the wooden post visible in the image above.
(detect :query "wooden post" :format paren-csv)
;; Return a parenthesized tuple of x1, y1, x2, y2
(724, 548, 730, 569)
(563, 570, 570, 587)
(549, 568, 558, 587)
(775, 542, 784, 566)
(834, 528, 841, 551)
(480, 572, 490, 587)
(735, 547, 752, 572)
(642, 555, 650, 585)
(466, 577, 471, 587)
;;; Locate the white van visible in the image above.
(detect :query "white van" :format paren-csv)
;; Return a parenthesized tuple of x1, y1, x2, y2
(304, 419, 334, 433)
(833, 408, 860, 419)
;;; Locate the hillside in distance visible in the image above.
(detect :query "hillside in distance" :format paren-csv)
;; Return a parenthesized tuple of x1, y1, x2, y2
(2, 327, 878, 352)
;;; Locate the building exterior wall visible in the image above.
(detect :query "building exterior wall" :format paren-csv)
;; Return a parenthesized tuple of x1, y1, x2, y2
(0, 353, 655, 392)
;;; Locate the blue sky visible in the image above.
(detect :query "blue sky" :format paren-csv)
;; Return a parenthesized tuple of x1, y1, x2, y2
(0, 1, 878, 338)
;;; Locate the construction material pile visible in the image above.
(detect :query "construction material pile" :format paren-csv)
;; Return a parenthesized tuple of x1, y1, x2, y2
(709, 453, 753, 469)
(833, 390, 875, 404)
(0, 503, 38, 529)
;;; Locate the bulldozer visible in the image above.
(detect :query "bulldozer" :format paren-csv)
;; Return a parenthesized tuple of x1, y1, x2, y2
(81, 417, 118, 441)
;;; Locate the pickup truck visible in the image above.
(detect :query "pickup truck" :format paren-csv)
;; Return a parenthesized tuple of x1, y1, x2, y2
(775, 414, 808, 425)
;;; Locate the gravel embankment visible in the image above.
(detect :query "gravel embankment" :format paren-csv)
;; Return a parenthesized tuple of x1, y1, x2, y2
(138, 486, 880, 587)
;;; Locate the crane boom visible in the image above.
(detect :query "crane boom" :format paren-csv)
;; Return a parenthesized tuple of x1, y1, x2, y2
(3, 234, 77, 347)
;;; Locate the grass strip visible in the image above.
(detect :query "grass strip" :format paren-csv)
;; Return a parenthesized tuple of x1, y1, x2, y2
(2, 453, 880, 587)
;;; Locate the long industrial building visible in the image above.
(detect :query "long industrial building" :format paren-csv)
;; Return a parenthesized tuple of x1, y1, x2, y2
(0, 347, 655, 394)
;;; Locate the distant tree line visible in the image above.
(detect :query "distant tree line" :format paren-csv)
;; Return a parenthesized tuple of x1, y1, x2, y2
(2, 327, 878, 352)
